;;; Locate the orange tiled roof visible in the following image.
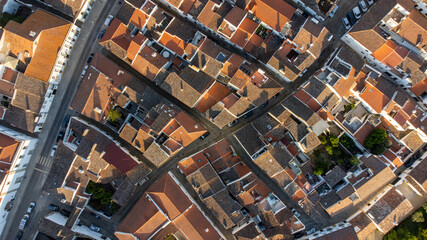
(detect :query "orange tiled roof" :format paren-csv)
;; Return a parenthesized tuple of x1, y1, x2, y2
(126, 32, 147, 61)
(159, 31, 187, 56)
(3, 10, 71, 82)
(246, 0, 295, 31)
(100, 18, 132, 51)
(359, 82, 391, 113)
(131, 45, 168, 80)
(372, 40, 409, 68)
(129, 8, 150, 29)
(394, 10, 427, 52)
(230, 18, 258, 47)
(0, 133, 19, 169)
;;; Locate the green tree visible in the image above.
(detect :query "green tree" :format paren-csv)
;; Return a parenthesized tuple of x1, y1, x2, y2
(340, 135, 356, 151)
(108, 109, 122, 123)
(319, 135, 328, 145)
(93, 188, 107, 199)
(350, 156, 359, 166)
(411, 210, 425, 223)
(364, 129, 388, 155)
(325, 145, 334, 155)
(314, 167, 324, 176)
(344, 103, 355, 112)
(329, 135, 339, 148)
(337, 158, 344, 165)
(85, 181, 99, 194)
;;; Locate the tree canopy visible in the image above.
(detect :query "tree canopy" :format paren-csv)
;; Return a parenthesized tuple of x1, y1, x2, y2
(364, 129, 389, 155)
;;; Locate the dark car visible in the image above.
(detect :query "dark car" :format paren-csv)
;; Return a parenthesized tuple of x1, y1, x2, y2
(98, 29, 106, 39)
(89, 212, 100, 219)
(87, 53, 95, 64)
(258, 101, 268, 109)
(15, 231, 23, 240)
(199, 132, 210, 140)
(227, 119, 238, 127)
(60, 209, 71, 218)
(48, 204, 60, 211)
(346, 12, 357, 25)
(61, 115, 70, 128)
(56, 131, 65, 142)
(241, 111, 253, 119)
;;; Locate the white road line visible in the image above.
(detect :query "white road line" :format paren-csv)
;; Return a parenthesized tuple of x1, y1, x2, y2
(34, 167, 50, 174)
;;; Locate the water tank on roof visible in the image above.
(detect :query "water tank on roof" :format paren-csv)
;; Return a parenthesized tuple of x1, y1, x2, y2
(162, 50, 170, 58)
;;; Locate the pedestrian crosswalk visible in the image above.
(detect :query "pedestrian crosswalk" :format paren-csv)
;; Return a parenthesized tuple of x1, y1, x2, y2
(37, 156, 53, 168)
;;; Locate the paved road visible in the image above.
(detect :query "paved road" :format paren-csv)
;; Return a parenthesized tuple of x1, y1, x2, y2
(0, 1, 117, 239)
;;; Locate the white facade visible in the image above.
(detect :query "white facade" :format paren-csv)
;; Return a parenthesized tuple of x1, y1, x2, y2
(0, 125, 37, 233)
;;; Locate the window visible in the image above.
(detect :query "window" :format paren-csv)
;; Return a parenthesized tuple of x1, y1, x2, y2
(15, 176, 24, 184)
(15, 164, 19, 168)
(22, 164, 27, 168)
(23, 146, 27, 150)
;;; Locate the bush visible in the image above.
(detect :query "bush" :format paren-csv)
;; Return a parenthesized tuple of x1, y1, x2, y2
(364, 129, 388, 155)
(344, 103, 355, 112)
(314, 167, 324, 176)
(108, 108, 122, 123)
(350, 156, 359, 166)
(412, 210, 425, 223)
(340, 135, 356, 151)
(329, 135, 339, 148)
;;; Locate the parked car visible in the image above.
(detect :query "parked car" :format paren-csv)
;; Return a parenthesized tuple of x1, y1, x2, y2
(291, 208, 301, 217)
(89, 212, 100, 219)
(27, 202, 36, 214)
(98, 29, 106, 39)
(15, 231, 23, 240)
(50, 145, 58, 157)
(199, 131, 210, 140)
(329, 5, 339, 18)
(228, 119, 238, 127)
(90, 224, 101, 232)
(18, 214, 29, 230)
(241, 111, 253, 119)
(359, 1, 368, 12)
(56, 131, 65, 142)
(258, 101, 268, 109)
(104, 15, 114, 27)
(342, 17, 351, 29)
(48, 204, 60, 211)
(61, 115, 70, 128)
(353, 6, 362, 19)
(366, 0, 374, 5)
(87, 53, 94, 64)
(346, 12, 357, 25)
(60, 209, 71, 218)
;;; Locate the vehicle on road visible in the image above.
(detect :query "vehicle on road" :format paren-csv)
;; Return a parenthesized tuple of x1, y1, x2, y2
(60, 209, 71, 218)
(353, 6, 362, 19)
(57, 130, 65, 142)
(18, 214, 29, 230)
(258, 101, 268, 109)
(199, 132, 210, 140)
(342, 17, 351, 29)
(228, 119, 238, 127)
(104, 15, 114, 27)
(291, 208, 301, 217)
(51, 144, 58, 157)
(15, 231, 23, 240)
(87, 53, 95, 64)
(329, 5, 339, 18)
(62, 115, 70, 128)
(366, 0, 374, 5)
(346, 12, 357, 25)
(241, 111, 253, 119)
(98, 29, 106, 39)
(27, 202, 35, 213)
(90, 224, 101, 232)
(306, 228, 316, 234)
(90, 212, 100, 219)
(48, 204, 60, 211)
(359, 1, 368, 12)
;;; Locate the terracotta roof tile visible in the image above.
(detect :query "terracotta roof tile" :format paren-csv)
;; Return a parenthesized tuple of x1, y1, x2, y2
(246, 0, 295, 31)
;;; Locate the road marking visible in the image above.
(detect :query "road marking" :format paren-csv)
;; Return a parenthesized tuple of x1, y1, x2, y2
(34, 167, 50, 174)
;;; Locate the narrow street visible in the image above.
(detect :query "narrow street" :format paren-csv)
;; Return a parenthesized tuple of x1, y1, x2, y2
(0, 0, 117, 239)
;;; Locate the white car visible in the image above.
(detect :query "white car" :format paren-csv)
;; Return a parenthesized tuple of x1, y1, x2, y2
(18, 214, 29, 230)
(292, 208, 301, 217)
(90, 224, 100, 232)
(359, 1, 368, 12)
(27, 202, 36, 213)
(353, 6, 362, 19)
(342, 17, 351, 30)
(366, 0, 374, 5)
(50, 144, 57, 157)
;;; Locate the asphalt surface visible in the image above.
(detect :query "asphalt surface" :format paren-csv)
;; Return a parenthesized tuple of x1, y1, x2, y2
(0, 0, 117, 239)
